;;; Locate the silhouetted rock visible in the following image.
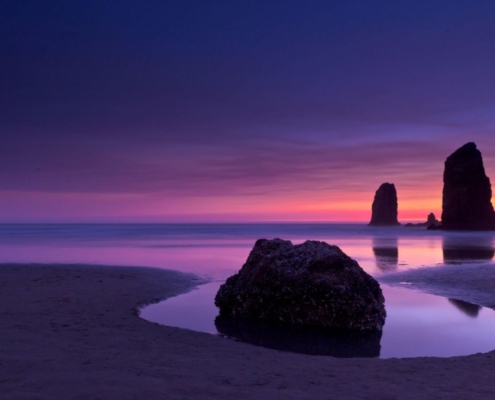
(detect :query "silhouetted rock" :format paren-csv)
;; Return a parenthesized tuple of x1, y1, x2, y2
(427, 213, 439, 225)
(215, 239, 386, 331)
(369, 183, 400, 226)
(442, 142, 495, 230)
(405, 213, 440, 228)
(427, 224, 440, 230)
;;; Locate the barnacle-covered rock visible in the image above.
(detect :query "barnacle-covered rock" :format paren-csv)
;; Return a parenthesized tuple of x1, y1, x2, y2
(214, 239, 386, 331)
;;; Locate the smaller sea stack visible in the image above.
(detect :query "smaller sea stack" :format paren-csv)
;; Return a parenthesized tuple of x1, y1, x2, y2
(368, 183, 400, 226)
(427, 213, 438, 225)
(441, 142, 495, 230)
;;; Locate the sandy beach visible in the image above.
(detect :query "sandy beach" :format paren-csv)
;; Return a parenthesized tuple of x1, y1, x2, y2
(0, 264, 494, 399)
(378, 263, 495, 310)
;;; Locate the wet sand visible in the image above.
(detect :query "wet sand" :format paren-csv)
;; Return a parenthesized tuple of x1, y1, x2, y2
(378, 263, 495, 309)
(1, 264, 495, 399)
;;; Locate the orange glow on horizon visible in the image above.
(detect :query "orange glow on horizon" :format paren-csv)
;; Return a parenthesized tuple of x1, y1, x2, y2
(1, 173, 493, 223)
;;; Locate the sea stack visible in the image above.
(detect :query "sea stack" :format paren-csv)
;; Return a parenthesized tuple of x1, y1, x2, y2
(427, 213, 438, 225)
(441, 142, 495, 230)
(368, 183, 400, 226)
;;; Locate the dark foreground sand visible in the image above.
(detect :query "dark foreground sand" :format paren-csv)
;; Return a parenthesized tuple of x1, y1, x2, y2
(1, 264, 495, 399)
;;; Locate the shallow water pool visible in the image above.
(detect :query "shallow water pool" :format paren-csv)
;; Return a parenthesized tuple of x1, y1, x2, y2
(141, 281, 495, 358)
(1, 223, 494, 358)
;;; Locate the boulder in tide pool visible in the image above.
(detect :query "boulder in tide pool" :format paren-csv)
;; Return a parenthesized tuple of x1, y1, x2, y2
(214, 239, 386, 331)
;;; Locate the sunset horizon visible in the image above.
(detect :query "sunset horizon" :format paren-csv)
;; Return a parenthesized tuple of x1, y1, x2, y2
(1, 141, 494, 223)
(3, 2, 495, 223)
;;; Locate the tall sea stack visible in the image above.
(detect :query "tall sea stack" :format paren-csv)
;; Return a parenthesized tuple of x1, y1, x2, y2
(442, 142, 495, 230)
(368, 183, 400, 226)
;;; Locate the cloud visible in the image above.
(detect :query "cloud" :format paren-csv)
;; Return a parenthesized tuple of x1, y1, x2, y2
(2, 1, 495, 220)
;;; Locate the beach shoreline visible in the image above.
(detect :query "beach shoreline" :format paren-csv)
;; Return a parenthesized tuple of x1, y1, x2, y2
(1, 263, 495, 399)
(378, 263, 495, 310)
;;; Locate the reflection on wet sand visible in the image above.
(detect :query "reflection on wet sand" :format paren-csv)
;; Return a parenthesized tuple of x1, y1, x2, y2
(448, 299, 482, 318)
(372, 237, 398, 271)
(442, 237, 495, 263)
(214, 317, 382, 358)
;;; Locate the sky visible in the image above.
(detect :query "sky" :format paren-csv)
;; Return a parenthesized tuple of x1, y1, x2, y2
(1, 0, 495, 222)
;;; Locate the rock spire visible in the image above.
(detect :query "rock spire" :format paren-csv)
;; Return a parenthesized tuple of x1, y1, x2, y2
(441, 142, 495, 230)
(368, 183, 400, 226)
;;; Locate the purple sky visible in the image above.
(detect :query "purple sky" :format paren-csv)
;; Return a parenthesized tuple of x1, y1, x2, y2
(1, 1, 495, 221)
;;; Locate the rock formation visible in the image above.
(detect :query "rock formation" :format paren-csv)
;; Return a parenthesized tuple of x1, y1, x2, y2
(215, 238, 386, 331)
(426, 213, 438, 225)
(368, 183, 400, 226)
(426, 213, 441, 229)
(441, 142, 495, 230)
(404, 212, 440, 228)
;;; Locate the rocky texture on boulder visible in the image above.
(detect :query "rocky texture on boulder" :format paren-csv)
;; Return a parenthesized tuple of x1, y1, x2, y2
(215, 239, 386, 331)
(442, 142, 495, 230)
(368, 183, 400, 226)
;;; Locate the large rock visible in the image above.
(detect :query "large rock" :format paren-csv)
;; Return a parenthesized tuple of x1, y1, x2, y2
(214, 239, 386, 331)
(369, 183, 400, 226)
(441, 142, 495, 230)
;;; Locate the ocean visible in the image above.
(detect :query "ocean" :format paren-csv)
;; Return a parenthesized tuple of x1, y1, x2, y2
(2, 223, 495, 358)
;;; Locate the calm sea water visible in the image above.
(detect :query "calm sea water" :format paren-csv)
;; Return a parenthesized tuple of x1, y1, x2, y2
(1, 223, 494, 358)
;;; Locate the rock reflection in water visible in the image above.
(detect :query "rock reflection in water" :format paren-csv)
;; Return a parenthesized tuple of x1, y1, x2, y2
(442, 237, 494, 263)
(372, 237, 398, 271)
(448, 298, 482, 318)
(214, 317, 382, 358)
